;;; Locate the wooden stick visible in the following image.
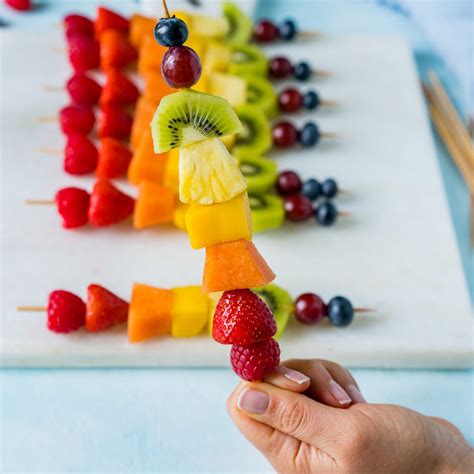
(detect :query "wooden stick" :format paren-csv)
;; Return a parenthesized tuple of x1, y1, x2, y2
(162, 0, 171, 18)
(38, 147, 61, 155)
(337, 211, 352, 217)
(321, 132, 340, 140)
(313, 69, 332, 78)
(354, 307, 375, 313)
(25, 199, 55, 205)
(44, 85, 63, 92)
(299, 31, 323, 39)
(37, 116, 57, 123)
(320, 99, 340, 108)
(17, 306, 46, 312)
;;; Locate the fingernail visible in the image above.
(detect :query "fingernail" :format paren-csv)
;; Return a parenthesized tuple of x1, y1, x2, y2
(279, 366, 310, 385)
(347, 384, 366, 403)
(329, 380, 352, 405)
(237, 388, 270, 414)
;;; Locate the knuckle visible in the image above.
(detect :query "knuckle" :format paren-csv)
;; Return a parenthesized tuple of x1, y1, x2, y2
(276, 398, 307, 436)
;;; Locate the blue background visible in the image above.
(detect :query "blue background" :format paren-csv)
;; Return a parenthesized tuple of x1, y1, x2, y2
(1, 1, 472, 472)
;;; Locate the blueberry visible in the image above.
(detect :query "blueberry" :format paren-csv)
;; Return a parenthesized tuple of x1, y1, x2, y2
(299, 122, 321, 147)
(294, 62, 312, 81)
(316, 201, 337, 226)
(154, 17, 189, 47)
(302, 178, 322, 201)
(327, 296, 354, 327)
(279, 19, 297, 40)
(322, 178, 338, 198)
(303, 91, 320, 110)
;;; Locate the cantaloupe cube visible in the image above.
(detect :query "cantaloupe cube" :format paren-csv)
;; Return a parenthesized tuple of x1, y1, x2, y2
(185, 193, 252, 249)
(131, 96, 159, 150)
(171, 286, 209, 337)
(173, 202, 189, 231)
(164, 147, 180, 193)
(129, 14, 156, 49)
(128, 131, 168, 185)
(143, 72, 174, 103)
(133, 181, 175, 229)
(128, 284, 173, 342)
(138, 36, 167, 76)
(202, 239, 275, 292)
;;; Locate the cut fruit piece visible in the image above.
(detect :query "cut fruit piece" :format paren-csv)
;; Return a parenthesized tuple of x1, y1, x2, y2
(137, 35, 167, 76)
(97, 138, 132, 179)
(128, 284, 173, 343)
(207, 292, 223, 334)
(173, 201, 189, 231)
(202, 239, 275, 293)
(189, 14, 230, 39)
(253, 284, 294, 339)
(249, 193, 285, 233)
(129, 13, 156, 48)
(143, 72, 175, 104)
(223, 2, 253, 46)
(99, 30, 138, 70)
(133, 181, 175, 229)
(229, 44, 268, 76)
(185, 34, 208, 61)
(150, 89, 243, 153)
(128, 131, 168, 185)
(243, 74, 278, 118)
(100, 69, 139, 106)
(191, 73, 208, 93)
(171, 286, 209, 337)
(238, 154, 277, 194)
(164, 147, 180, 193)
(208, 73, 247, 108)
(86, 284, 129, 332)
(185, 192, 252, 249)
(221, 134, 236, 150)
(131, 96, 159, 149)
(234, 104, 272, 155)
(179, 137, 247, 205)
(203, 41, 232, 74)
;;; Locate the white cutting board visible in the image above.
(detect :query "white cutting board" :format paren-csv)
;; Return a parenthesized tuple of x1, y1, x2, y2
(0, 31, 472, 368)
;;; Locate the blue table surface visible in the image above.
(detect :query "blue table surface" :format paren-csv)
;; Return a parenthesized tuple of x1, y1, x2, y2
(1, 1, 473, 472)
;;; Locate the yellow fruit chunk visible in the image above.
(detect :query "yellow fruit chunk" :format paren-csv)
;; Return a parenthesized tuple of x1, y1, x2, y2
(128, 284, 173, 343)
(179, 137, 247, 204)
(164, 147, 180, 193)
(173, 202, 189, 231)
(203, 41, 231, 74)
(129, 14, 156, 49)
(133, 181, 175, 229)
(221, 134, 236, 150)
(185, 193, 252, 249)
(190, 14, 230, 39)
(191, 73, 208, 93)
(209, 73, 247, 107)
(185, 35, 208, 61)
(171, 286, 209, 337)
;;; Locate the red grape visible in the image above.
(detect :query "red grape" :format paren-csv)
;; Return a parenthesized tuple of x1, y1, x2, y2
(269, 57, 293, 79)
(162, 46, 202, 89)
(295, 293, 326, 324)
(276, 171, 302, 196)
(254, 20, 279, 42)
(272, 121, 298, 148)
(284, 195, 313, 222)
(279, 88, 303, 113)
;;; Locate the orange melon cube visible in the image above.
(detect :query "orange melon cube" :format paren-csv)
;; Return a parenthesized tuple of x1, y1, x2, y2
(138, 36, 167, 77)
(129, 14, 156, 49)
(128, 131, 168, 185)
(128, 283, 173, 343)
(143, 72, 174, 103)
(133, 182, 175, 229)
(202, 239, 275, 293)
(130, 96, 159, 150)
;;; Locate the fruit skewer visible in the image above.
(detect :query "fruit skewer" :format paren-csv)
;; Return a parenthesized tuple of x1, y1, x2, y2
(18, 283, 372, 338)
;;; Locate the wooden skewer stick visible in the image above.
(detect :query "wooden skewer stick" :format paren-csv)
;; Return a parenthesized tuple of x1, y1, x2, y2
(313, 69, 333, 78)
(337, 211, 352, 218)
(354, 307, 375, 313)
(321, 132, 340, 140)
(320, 99, 340, 108)
(52, 47, 66, 53)
(299, 31, 323, 39)
(25, 199, 55, 205)
(44, 85, 63, 92)
(37, 116, 57, 123)
(17, 306, 47, 312)
(38, 147, 62, 155)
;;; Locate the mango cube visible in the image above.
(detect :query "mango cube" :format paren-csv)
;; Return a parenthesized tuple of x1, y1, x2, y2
(203, 41, 231, 74)
(171, 286, 209, 337)
(173, 202, 189, 231)
(164, 147, 180, 193)
(209, 73, 247, 107)
(185, 192, 252, 249)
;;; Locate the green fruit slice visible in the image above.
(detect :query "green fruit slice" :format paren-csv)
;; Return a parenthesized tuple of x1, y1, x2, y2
(243, 74, 278, 118)
(238, 155, 277, 194)
(223, 2, 253, 46)
(229, 44, 269, 76)
(249, 193, 284, 233)
(151, 89, 243, 153)
(253, 284, 294, 339)
(234, 104, 272, 155)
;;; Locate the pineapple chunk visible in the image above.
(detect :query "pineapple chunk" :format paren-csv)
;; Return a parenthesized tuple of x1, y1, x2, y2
(209, 73, 247, 107)
(179, 137, 247, 204)
(171, 286, 209, 337)
(185, 193, 252, 249)
(190, 14, 230, 39)
(203, 41, 231, 74)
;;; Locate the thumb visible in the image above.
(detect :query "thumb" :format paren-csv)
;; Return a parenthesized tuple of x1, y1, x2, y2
(228, 381, 348, 452)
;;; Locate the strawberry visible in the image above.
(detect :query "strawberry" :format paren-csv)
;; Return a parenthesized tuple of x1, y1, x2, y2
(99, 30, 137, 70)
(95, 7, 129, 37)
(212, 289, 277, 345)
(86, 284, 129, 332)
(96, 138, 132, 179)
(64, 14, 95, 39)
(5, 0, 31, 11)
(100, 70, 139, 106)
(98, 105, 132, 140)
(47, 290, 86, 333)
(64, 134, 98, 175)
(66, 73, 102, 106)
(88, 180, 135, 227)
(230, 338, 281, 381)
(68, 35, 100, 73)
(59, 104, 95, 135)
(55, 187, 90, 229)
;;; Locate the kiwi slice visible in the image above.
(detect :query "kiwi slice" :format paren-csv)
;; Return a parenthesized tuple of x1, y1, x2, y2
(223, 2, 253, 46)
(249, 193, 284, 233)
(253, 284, 294, 339)
(243, 74, 279, 118)
(229, 44, 269, 76)
(150, 89, 243, 153)
(234, 104, 272, 155)
(238, 155, 277, 194)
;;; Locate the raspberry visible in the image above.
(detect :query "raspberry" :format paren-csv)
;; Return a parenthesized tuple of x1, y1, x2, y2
(68, 35, 100, 73)
(230, 338, 281, 381)
(66, 73, 102, 106)
(64, 14, 95, 39)
(59, 104, 95, 136)
(212, 289, 277, 345)
(47, 290, 86, 333)
(55, 187, 90, 229)
(64, 134, 98, 175)
(5, 0, 31, 11)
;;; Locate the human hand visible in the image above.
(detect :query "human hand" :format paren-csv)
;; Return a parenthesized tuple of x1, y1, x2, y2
(228, 359, 473, 473)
